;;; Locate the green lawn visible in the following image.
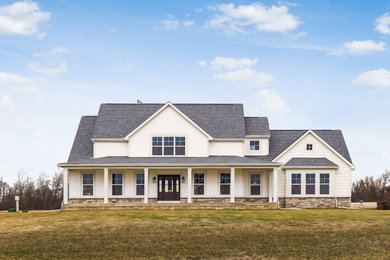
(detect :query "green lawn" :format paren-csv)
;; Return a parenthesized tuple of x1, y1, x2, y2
(0, 209, 389, 259)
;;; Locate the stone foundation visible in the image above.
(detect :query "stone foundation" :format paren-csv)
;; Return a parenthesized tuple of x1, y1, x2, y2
(279, 197, 351, 208)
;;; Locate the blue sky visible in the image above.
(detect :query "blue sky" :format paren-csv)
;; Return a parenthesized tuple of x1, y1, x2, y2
(0, 0, 390, 182)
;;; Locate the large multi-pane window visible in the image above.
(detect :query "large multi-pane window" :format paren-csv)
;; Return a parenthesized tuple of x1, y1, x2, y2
(305, 174, 315, 195)
(112, 173, 123, 196)
(152, 136, 186, 156)
(82, 173, 93, 196)
(250, 140, 260, 151)
(194, 173, 204, 195)
(291, 174, 301, 195)
(220, 173, 231, 195)
(320, 173, 330, 194)
(136, 173, 145, 195)
(250, 174, 261, 195)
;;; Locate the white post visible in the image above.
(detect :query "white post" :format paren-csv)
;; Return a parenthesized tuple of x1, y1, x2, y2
(63, 169, 68, 204)
(104, 168, 108, 204)
(231, 168, 235, 203)
(144, 168, 149, 203)
(269, 171, 273, 203)
(273, 168, 278, 203)
(15, 196, 19, 212)
(187, 168, 192, 203)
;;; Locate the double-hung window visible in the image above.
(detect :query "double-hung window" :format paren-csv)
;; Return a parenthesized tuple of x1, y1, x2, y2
(152, 136, 186, 156)
(152, 137, 162, 155)
(194, 173, 204, 195)
(136, 173, 145, 195)
(220, 173, 230, 195)
(320, 173, 330, 194)
(305, 174, 315, 195)
(112, 173, 123, 196)
(82, 173, 93, 196)
(164, 137, 174, 155)
(175, 137, 185, 155)
(291, 173, 301, 195)
(250, 140, 260, 151)
(250, 174, 261, 195)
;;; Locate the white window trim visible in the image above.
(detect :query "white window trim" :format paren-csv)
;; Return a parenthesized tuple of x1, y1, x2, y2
(193, 172, 206, 197)
(249, 140, 260, 151)
(111, 173, 124, 197)
(135, 172, 145, 197)
(150, 135, 188, 157)
(249, 173, 261, 196)
(81, 172, 95, 198)
(219, 172, 231, 196)
(286, 170, 334, 197)
(305, 173, 316, 195)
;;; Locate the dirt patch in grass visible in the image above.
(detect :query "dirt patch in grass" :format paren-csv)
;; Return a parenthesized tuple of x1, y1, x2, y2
(0, 209, 389, 259)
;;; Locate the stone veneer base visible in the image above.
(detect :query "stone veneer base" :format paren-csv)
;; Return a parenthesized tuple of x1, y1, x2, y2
(279, 197, 351, 209)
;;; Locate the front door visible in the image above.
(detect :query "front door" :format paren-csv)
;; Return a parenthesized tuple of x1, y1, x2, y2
(158, 175, 180, 201)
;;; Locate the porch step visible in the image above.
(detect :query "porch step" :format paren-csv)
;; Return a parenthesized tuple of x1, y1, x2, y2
(64, 202, 278, 210)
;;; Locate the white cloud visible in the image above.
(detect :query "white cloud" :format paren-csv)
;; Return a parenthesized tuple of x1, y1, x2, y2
(0, 0, 51, 36)
(353, 69, 390, 88)
(207, 3, 301, 33)
(198, 61, 207, 66)
(161, 15, 179, 30)
(28, 62, 68, 77)
(12, 85, 37, 93)
(375, 13, 390, 35)
(277, 1, 298, 7)
(0, 95, 13, 111)
(183, 20, 195, 27)
(214, 68, 273, 86)
(37, 32, 47, 39)
(330, 40, 386, 56)
(256, 89, 290, 116)
(33, 47, 71, 57)
(211, 57, 258, 70)
(0, 72, 32, 84)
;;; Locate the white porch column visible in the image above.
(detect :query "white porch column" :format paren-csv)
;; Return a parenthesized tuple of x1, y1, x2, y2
(144, 168, 149, 203)
(231, 168, 235, 203)
(268, 171, 273, 203)
(273, 168, 278, 203)
(63, 169, 68, 204)
(104, 168, 108, 204)
(187, 168, 192, 203)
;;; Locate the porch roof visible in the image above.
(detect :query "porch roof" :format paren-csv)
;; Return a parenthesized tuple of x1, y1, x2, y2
(58, 156, 281, 168)
(282, 157, 339, 168)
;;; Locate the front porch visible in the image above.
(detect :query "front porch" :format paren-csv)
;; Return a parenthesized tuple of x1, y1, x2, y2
(63, 166, 280, 209)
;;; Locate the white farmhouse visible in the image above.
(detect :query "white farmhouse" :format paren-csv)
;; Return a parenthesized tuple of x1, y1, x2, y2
(58, 102, 354, 209)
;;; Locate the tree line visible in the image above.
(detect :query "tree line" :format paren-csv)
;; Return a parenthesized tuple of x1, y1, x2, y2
(351, 170, 390, 209)
(0, 172, 63, 210)
(0, 170, 389, 210)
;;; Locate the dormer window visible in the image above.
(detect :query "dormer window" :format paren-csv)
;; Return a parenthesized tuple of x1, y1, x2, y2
(152, 136, 186, 156)
(250, 140, 260, 151)
(306, 144, 313, 151)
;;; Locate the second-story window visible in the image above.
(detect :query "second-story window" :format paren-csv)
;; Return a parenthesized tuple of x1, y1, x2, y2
(250, 140, 260, 151)
(306, 144, 313, 150)
(152, 137, 162, 155)
(152, 136, 186, 156)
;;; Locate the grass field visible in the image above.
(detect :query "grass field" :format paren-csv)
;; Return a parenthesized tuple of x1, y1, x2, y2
(0, 209, 389, 259)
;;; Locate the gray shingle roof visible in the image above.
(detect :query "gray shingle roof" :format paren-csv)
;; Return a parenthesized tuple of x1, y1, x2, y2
(268, 130, 352, 164)
(68, 116, 96, 162)
(283, 157, 339, 168)
(64, 103, 353, 165)
(61, 156, 280, 166)
(92, 103, 246, 139)
(244, 117, 270, 136)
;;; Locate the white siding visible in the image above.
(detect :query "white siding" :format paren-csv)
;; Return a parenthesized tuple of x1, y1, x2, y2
(244, 138, 269, 156)
(276, 132, 353, 197)
(128, 106, 210, 157)
(209, 141, 244, 156)
(94, 142, 129, 158)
